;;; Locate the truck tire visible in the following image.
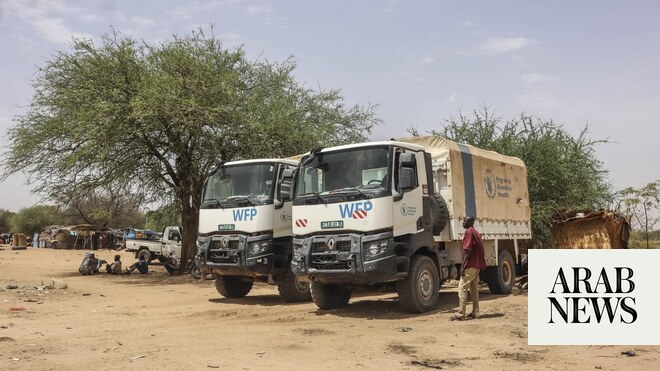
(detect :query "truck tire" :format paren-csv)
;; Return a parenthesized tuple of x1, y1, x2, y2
(431, 195, 449, 235)
(485, 249, 515, 294)
(137, 249, 152, 264)
(215, 276, 253, 298)
(310, 282, 351, 310)
(277, 269, 311, 303)
(397, 255, 439, 313)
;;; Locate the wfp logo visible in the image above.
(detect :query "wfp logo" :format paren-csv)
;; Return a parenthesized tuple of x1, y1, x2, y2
(232, 208, 257, 222)
(484, 170, 496, 199)
(338, 201, 373, 219)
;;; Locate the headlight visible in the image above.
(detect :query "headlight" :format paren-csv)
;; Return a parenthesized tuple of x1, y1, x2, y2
(197, 237, 211, 251)
(248, 240, 270, 255)
(364, 239, 390, 259)
(293, 243, 303, 260)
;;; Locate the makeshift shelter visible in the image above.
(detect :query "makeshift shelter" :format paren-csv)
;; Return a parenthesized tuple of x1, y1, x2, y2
(551, 210, 630, 249)
(50, 225, 117, 250)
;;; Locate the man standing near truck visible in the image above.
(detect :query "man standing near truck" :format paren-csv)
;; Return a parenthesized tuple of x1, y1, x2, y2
(451, 216, 487, 321)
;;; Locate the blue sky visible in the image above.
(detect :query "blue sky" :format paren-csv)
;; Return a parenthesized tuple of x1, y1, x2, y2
(1, 0, 659, 211)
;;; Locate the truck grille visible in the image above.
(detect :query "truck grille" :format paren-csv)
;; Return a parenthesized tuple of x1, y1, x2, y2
(309, 237, 352, 270)
(209, 240, 240, 264)
(311, 240, 351, 253)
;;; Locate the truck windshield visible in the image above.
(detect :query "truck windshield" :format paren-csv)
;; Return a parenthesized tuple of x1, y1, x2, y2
(294, 146, 390, 200)
(203, 163, 276, 207)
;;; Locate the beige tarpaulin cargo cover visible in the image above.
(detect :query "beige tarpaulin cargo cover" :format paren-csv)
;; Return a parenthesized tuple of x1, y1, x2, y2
(398, 136, 531, 222)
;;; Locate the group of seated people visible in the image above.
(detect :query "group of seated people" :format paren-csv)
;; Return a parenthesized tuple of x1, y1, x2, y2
(78, 251, 180, 275)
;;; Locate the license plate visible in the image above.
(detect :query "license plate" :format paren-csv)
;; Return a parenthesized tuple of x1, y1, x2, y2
(218, 224, 235, 231)
(321, 220, 344, 229)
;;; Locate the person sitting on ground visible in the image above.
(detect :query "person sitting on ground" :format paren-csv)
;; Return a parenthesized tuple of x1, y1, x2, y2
(126, 255, 149, 274)
(105, 254, 123, 275)
(163, 250, 180, 275)
(78, 252, 106, 275)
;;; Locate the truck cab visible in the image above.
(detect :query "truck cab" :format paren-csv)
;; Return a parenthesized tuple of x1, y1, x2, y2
(197, 159, 310, 302)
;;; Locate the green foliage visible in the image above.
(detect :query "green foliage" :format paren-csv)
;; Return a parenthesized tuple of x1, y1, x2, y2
(10, 205, 58, 235)
(2, 27, 380, 264)
(425, 106, 611, 246)
(0, 209, 15, 233)
(614, 180, 660, 248)
(628, 231, 660, 248)
(145, 205, 181, 232)
(54, 185, 145, 228)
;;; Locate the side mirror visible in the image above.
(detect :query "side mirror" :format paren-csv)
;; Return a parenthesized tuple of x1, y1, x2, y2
(399, 167, 416, 192)
(278, 168, 295, 202)
(399, 152, 416, 167)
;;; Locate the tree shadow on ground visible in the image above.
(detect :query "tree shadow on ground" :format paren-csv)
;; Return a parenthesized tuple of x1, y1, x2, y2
(311, 290, 507, 320)
(54, 270, 210, 288)
(207, 294, 310, 307)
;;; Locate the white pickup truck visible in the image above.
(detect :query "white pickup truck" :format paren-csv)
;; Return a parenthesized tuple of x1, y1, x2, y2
(125, 226, 182, 264)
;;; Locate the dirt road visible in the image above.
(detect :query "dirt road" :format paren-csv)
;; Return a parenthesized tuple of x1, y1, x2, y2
(1, 247, 657, 370)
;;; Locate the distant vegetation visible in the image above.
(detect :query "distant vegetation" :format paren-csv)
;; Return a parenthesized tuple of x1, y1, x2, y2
(412, 106, 611, 247)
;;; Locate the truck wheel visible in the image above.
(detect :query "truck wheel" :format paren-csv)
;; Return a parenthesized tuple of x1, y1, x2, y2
(485, 250, 515, 294)
(310, 282, 351, 310)
(431, 195, 449, 235)
(215, 276, 253, 298)
(397, 255, 439, 313)
(137, 249, 152, 264)
(277, 269, 311, 303)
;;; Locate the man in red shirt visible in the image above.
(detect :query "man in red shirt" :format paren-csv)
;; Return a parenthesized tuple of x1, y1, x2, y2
(450, 216, 487, 321)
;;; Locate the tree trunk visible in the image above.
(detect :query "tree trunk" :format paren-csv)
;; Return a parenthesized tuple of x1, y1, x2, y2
(180, 196, 200, 275)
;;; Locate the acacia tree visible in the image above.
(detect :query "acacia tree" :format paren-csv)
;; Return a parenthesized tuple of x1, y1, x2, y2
(419, 106, 611, 246)
(10, 205, 58, 235)
(0, 209, 15, 233)
(53, 185, 145, 228)
(2, 29, 381, 267)
(615, 181, 660, 248)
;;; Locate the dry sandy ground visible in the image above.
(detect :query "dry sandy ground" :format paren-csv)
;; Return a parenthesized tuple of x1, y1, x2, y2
(1, 247, 658, 371)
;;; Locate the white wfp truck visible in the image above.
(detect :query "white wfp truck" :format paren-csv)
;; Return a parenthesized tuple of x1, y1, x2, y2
(125, 226, 182, 264)
(197, 159, 311, 302)
(287, 136, 531, 312)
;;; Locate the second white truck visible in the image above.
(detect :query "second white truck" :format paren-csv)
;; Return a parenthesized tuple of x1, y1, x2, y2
(197, 159, 311, 302)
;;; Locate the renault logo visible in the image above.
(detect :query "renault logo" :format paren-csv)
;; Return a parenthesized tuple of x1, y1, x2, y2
(326, 238, 336, 250)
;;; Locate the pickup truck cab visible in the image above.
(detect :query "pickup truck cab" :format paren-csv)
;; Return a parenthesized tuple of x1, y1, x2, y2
(125, 226, 182, 264)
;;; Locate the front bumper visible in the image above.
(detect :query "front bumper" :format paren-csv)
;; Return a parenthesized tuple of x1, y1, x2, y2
(291, 231, 398, 285)
(198, 234, 274, 277)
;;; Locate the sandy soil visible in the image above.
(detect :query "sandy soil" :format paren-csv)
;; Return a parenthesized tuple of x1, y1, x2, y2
(1, 246, 658, 371)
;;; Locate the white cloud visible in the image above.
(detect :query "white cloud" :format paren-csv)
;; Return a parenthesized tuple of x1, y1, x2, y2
(29, 16, 90, 44)
(265, 16, 290, 29)
(522, 73, 558, 84)
(5, 0, 93, 44)
(245, 5, 270, 14)
(218, 33, 244, 48)
(132, 16, 157, 28)
(419, 56, 434, 64)
(478, 37, 537, 54)
(447, 94, 458, 103)
(169, 0, 244, 20)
